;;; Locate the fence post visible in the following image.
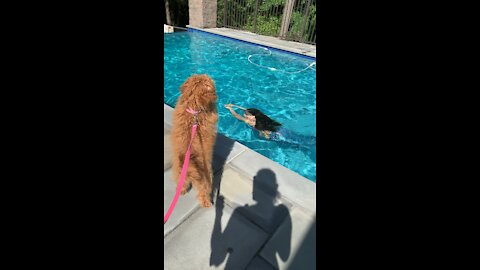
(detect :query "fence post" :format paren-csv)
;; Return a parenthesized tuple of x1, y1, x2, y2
(279, 0, 295, 39)
(299, 0, 312, 42)
(165, 0, 172, 25)
(253, 0, 259, 33)
(223, 0, 227, 26)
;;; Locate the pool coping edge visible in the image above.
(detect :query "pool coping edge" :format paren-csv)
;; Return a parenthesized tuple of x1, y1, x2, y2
(186, 25, 316, 60)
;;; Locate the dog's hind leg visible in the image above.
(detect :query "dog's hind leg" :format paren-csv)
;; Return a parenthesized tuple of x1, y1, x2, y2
(188, 161, 213, 208)
(172, 154, 192, 195)
(194, 178, 212, 208)
(195, 170, 213, 207)
(196, 176, 212, 208)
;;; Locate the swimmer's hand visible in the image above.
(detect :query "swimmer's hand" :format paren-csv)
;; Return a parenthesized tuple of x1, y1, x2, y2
(224, 104, 234, 109)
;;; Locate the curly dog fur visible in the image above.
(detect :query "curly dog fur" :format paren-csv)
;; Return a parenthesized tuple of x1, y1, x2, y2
(171, 74, 218, 208)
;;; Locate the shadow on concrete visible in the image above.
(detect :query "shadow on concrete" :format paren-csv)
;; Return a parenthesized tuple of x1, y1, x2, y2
(287, 218, 316, 270)
(210, 169, 292, 269)
(211, 134, 235, 203)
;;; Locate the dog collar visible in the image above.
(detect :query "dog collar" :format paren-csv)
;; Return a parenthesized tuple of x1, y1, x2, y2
(186, 108, 200, 115)
(186, 108, 200, 125)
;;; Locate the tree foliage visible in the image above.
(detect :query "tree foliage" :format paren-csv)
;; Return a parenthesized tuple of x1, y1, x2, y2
(217, 0, 316, 44)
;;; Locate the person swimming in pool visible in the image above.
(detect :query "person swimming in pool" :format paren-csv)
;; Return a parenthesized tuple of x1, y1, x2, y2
(224, 103, 316, 147)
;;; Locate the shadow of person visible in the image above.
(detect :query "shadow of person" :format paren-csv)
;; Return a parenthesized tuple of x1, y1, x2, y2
(210, 169, 292, 270)
(287, 218, 316, 270)
(210, 134, 235, 203)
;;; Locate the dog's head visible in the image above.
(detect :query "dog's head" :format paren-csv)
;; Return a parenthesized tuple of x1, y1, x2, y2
(179, 74, 217, 111)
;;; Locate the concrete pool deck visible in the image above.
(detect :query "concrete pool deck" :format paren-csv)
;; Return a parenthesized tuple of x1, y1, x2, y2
(164, 104, 316, 270)
(186, 26, 316, 59)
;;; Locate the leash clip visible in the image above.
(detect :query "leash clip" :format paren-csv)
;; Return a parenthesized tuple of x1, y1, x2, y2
(192, 113, 198, 125)
(186, 108, 200, 125)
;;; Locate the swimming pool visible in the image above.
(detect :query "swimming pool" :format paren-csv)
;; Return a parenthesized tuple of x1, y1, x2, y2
(164, 30, 316, 182)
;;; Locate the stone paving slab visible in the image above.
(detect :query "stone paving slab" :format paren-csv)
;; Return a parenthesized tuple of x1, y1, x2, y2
(164, 169, 201, 237)
(164, 103, 173, 126)
(164, 127, 173, 171)
(187, 26, 316, 58)
(164, 201, 269, 270)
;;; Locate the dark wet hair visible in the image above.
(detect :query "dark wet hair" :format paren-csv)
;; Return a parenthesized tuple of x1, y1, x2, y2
(246, 108, 282, 132)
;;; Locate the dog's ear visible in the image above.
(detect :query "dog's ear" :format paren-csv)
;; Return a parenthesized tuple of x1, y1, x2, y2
(179, 79, 190, 94)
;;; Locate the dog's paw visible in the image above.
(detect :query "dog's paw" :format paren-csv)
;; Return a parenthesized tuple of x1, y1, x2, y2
(181, 183, 191, 195)
(199, 198, 213, 208)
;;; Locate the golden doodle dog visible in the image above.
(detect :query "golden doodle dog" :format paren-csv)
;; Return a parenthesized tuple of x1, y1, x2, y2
(171, 74, 218, 208)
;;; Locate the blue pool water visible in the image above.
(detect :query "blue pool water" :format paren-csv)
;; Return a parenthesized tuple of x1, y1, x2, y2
(164, 30, 317, 182)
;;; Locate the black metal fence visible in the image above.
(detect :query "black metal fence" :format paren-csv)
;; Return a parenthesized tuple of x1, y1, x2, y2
(217, 0, 316, 45)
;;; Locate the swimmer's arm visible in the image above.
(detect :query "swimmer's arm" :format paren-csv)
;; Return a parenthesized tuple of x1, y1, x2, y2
(225, 103, 247, 111)
(226, 107, 248, 122)
(232, 104, 247, 110)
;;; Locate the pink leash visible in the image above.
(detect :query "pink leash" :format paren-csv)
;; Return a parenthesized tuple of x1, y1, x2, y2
(164, 108, 200, 224)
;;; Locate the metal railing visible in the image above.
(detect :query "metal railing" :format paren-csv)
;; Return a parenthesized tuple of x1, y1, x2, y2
(217, 0, 316, 45)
